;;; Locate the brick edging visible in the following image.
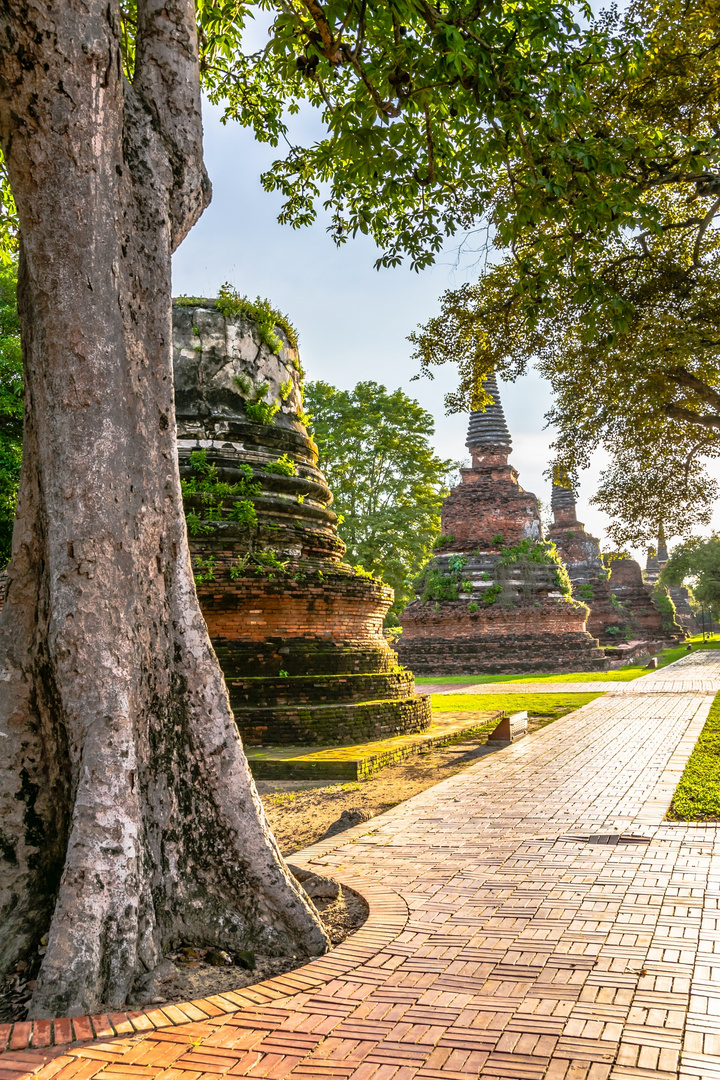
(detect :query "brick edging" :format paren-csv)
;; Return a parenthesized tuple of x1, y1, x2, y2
(0, 872, 407, 1055)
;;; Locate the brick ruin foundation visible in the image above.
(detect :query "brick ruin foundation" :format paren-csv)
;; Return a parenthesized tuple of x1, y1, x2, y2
(397, 375, 607, 675)
(172, 298, 431, 746)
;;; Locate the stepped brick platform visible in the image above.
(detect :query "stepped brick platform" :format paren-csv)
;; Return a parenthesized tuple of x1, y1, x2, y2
(245, 710, 504, 781)
(172, 299, 430, 745)
(398, 376, 606, 675)
(5, 651, 720, 1079)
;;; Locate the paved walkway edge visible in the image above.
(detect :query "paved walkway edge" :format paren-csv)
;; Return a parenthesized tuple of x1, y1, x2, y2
(0, 875, 408, 1061)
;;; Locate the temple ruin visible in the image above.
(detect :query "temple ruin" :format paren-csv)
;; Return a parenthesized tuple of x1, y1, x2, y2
(172, 297, 431, 747)
(397, 374, 607, 674)
(645, 529, 699, 634)
(547, 485, 683, 644)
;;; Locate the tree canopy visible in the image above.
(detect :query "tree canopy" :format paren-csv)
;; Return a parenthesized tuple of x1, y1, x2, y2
(200, 0, 719, 546)
(304, 379, 456, 622)
(661, 535, 720, 620)
(3, 0, 718, 542)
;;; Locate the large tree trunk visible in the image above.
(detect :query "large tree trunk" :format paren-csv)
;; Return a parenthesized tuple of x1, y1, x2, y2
(0, 0, 328, 1020)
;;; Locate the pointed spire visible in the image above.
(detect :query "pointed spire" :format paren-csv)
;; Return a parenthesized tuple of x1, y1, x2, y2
(657, 525, 668, 564)
(465, 372, 512, 452)
(551, 480, 577, 515)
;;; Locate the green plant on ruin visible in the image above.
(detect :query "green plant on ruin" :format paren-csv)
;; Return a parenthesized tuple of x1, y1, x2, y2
(181, 448, 260, 533)
(553, 563, 573, 598)
(353, 564, 375, 580)
(460, 580, 474, 594)
(432, 533, 455, 550)
(228, 500, 258, 527)
(186, 511, 213, 537)
(174, 295, 206, 308)
(484, 584, 503, 605)
(230, 549, 291, 580)
(264, 453, 297, 477)
(280, 379, 292, 402)
(417, 552, 470, 603)
(653, 585, 678, 635)
(610, 592, 624, 611)
(215, 283, 298, 354)
(576, 583, 595, 600)
(491, 534, 504, 545)
(499, 538, 573, 598)
(499, 538, 554, 566)
(467, 601, 479, 613)
(192, 554, 217, 584)
(233, 374, 282, 425)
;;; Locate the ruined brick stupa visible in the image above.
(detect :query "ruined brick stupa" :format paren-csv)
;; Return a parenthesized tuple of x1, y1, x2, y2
(397, 374, 607, 674)
(645, 529, 698, 634)
(547, 486, 683, 644)
(546, 481, 618, 642)
(172, 297, 431, 746)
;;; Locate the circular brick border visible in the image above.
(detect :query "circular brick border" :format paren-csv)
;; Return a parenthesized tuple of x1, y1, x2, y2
(0, 870, 408, 1055)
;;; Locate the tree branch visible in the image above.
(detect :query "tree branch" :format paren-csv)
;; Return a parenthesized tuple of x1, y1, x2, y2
(692, 196, 720, 266)
(135, 0, 211, 249)
(665, 404, 720, 429)
(666, 366, 720, 410)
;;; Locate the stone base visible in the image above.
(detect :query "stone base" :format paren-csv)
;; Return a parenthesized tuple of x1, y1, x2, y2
(233, 695, 432, 746)
(396, 634, 608, 675)
(398, 595, 607, 675)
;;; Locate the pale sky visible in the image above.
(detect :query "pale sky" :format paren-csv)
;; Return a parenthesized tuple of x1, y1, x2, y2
(172, 99, 720, 563)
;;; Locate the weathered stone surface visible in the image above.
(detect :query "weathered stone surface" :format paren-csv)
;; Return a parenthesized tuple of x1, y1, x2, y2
(398, 383, 606, 675)
(172, 300, 431, 745)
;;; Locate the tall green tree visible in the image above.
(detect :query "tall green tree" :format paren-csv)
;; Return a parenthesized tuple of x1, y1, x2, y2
(405, 0, 720, 543)
(197, 0, 720, 545)
(305, 380, 456, 623)
(661, 536, 720, 621)
(0, 261, 21, 567)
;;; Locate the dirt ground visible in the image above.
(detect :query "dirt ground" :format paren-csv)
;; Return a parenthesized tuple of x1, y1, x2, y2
(0, 883, 369, 1023)
(260, 711, 557, 856)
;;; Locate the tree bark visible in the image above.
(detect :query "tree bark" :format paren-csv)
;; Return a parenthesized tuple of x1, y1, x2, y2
(0, 0, 328, 1019)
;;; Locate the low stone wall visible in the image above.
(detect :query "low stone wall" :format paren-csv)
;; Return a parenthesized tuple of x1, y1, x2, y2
(234, 696, 431, 747)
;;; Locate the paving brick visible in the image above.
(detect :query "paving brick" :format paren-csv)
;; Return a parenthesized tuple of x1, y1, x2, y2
(5, 653, 720, 1078)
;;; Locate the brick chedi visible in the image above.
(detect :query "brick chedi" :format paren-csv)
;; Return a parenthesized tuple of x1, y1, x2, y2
(397, 374, 607, 674)
(605, 554, 683, 642)
(546, 481, 617, 643)
(547, 485, 684, 644)
(645, 529, 698, 634)
(172, 297, 431, 746)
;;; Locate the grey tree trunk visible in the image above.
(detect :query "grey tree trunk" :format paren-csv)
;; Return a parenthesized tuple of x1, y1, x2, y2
(0, 0, 328, 1020)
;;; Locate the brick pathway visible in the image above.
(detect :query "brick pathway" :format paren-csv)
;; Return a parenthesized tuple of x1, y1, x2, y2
(3, 653, 720, 1080)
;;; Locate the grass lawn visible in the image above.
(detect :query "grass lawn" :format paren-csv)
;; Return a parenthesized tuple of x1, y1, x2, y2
(668, 689, 720, 820)
(418, 671, 643, 685)
(415, 635, 720, 687)
(431, 692, 601, 724)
